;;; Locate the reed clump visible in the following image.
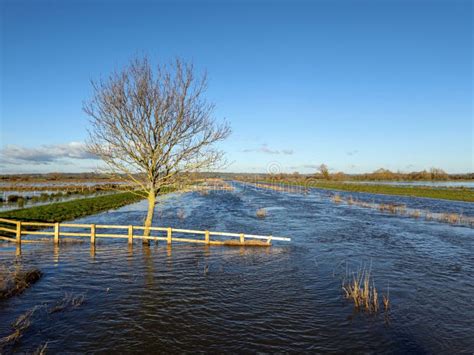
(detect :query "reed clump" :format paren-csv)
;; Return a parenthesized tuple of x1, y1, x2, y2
(342, 269, 378, 312)
(342, 268, 389, 314)
(0, 265, 42, 300)
(256, 208, 267, 219)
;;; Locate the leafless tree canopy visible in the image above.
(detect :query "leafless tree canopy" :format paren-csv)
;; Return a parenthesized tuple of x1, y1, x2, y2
(84, 57, 231, 196)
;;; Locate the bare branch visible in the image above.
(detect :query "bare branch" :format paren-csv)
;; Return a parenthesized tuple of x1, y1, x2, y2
(83, 56, 231, 238)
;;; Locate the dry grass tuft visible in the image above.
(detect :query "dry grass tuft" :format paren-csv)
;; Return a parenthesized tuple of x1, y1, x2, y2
(383, 294, 390, 311)
(198, 189, 209, 196)
(440, 213, 461, 224)
(330, 190, 471, 228)
(0, 307, 37, 348)
(49, 292, 85, 313)
(342, 268, 378, 312)
(177, 209, 186, 220)
(256, 208, 267, 219)
(33, 342, 48, 355)
(0, 292, 84, 351)
(342, 267, 390, 314)
(0, 265, 42, 300)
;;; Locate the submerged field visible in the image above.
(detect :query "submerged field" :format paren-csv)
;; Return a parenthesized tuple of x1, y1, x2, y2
(258, 179, 474, 202)
(0, 182, 473, 353)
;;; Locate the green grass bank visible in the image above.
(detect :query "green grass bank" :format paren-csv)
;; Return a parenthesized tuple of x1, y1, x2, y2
(261, 180, 474, 202)
(0, 192, 144, 223)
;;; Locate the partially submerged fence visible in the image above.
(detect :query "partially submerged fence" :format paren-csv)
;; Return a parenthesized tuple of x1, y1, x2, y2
(0, 218, 290, 247)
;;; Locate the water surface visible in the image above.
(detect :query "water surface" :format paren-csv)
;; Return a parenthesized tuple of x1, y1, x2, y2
(1, 182, 473, 353)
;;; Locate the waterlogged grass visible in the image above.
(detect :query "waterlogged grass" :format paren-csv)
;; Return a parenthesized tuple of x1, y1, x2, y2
(0, 192, 144, 223)
(262, 180, 474, 202)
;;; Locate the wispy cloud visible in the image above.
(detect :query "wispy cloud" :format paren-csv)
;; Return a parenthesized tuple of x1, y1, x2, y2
(0, 142, 98, 165)
(346, 150, 359, 156)
(243, 144, 294, 155)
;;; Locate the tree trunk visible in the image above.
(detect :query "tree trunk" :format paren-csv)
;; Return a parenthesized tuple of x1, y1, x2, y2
(143, 190, 156, 245)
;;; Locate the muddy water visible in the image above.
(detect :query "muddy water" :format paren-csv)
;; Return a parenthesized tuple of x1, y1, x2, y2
(0, 182, 473, 353)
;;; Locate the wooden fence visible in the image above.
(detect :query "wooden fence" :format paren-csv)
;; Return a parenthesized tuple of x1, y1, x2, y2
(0, 218, 290, 247)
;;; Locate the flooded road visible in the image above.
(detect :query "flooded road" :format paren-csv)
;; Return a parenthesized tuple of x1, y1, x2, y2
(1, 182, 473, 353)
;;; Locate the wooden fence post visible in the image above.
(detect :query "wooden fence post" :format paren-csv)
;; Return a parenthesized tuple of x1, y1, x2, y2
(205, 230, 210, 244)
(167, 227, 172, 244)
(128, 225, 133, 245)
(240, 233, 245, 244)
(90, 224, 96, 245)
(54, 222, 60, 244)
(15, 221, 22, 244)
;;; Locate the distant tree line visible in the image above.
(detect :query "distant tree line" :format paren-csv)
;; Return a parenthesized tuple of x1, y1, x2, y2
(211, 167, 473, 182)
(1, 167, 472, 183)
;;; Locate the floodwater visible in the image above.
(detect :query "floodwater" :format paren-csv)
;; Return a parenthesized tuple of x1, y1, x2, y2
(0, 181, 126, 188)
(0, 182, 473, 353)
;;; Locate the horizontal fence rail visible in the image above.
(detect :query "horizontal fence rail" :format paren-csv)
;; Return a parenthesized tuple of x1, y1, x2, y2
(0, 218, 291, 247)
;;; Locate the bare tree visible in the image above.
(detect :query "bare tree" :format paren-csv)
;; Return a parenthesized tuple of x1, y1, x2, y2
(318, 164, 330, 180)
(84, 57, 230, 243)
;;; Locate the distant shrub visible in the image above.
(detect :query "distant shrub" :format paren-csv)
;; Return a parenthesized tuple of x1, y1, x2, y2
(7, 195, 21, 203)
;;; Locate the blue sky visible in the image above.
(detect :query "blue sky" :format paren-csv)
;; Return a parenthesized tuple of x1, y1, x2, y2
(1, 0, 472, 174)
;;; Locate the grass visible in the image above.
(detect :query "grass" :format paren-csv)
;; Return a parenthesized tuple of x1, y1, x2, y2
(256, 208, 267, 218)
(328, 194, 472, 227)
(0, 192, 143, 223)
(342, 267, 389, 313)
(0, 307, 37, 349)
(260, 180, 474, 202)
(177, 209, 186, 220)
(33, 342, 48, 355)
(0, 291, 85, 351)
(0, 265, 42, 300)
(440, 213, 462, 224)
(0, 186, 177, 224)
(49, 292, 85, 313)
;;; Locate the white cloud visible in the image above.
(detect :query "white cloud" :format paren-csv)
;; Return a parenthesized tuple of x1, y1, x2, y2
(0, 142, 98, 165)
(243, 144, 294, 155)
